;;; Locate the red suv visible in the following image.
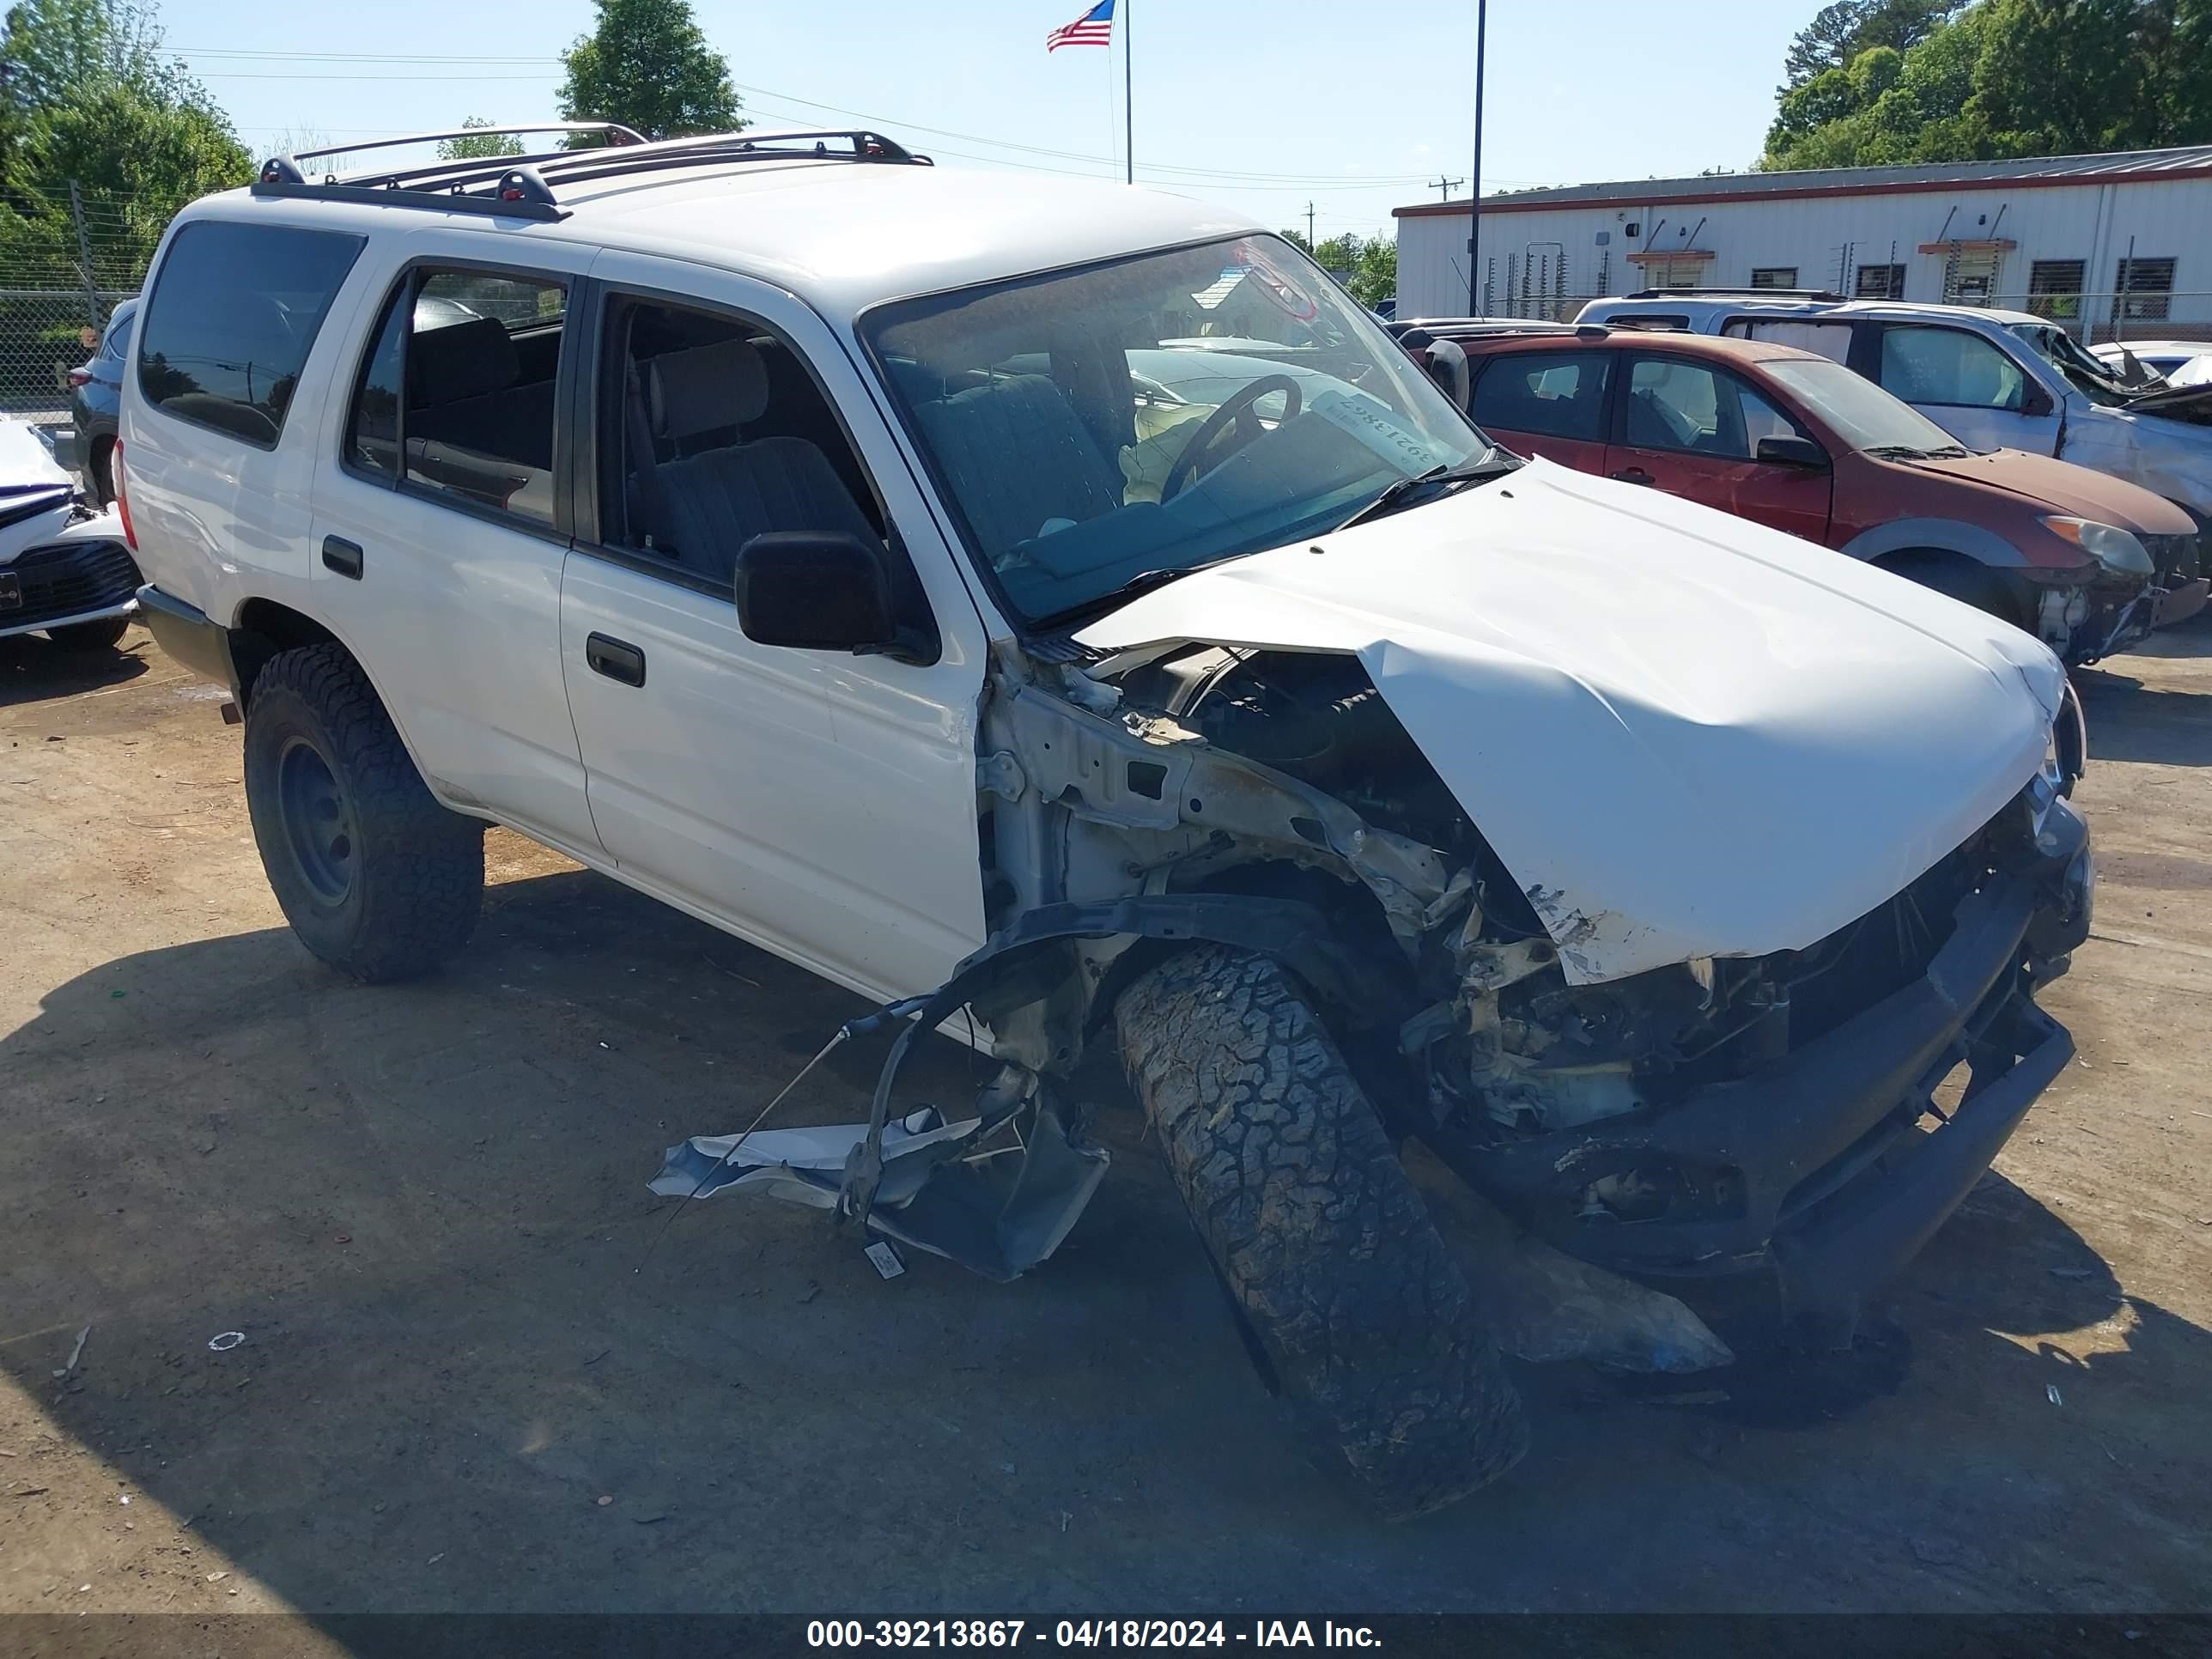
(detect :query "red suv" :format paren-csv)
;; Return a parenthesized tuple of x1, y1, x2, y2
(1413, 324, 2204, 666)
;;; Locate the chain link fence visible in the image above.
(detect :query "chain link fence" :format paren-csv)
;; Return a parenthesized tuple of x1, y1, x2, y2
(0, 185, 158, 423)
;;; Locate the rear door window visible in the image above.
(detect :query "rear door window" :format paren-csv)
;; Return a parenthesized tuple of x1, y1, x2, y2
(1878, 325, 2027, 411)
(137, 220, 363, 447)
(1470, 349, 1613, 441)
(342, 266, 568, 530)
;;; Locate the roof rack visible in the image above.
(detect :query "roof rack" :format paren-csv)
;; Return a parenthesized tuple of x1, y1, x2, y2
(1625, 287, 1845, 301)
(251, 126, 933, 223)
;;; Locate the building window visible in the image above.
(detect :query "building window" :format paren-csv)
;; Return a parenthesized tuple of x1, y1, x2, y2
(1855, 263, 1908, 301)
(1748, 267, 1799, 289)
(2027, 259, 2085, 320)
(2115, 256, 2176, 322)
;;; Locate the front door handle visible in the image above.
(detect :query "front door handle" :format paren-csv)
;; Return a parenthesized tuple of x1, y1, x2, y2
(585, 632, 646, 687)
(321, 535, 363, 579)
(1610, 466, 1655, 486)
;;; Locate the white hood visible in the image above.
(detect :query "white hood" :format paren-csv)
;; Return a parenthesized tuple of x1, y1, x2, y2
(1077, 459, 2063, 985)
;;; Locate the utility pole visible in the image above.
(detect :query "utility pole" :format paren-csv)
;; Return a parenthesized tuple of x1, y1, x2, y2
(1468, 0, 1487, 317)
(1123, 0, 1133, 185)
(1306, 201, 1316, 246)
(1430, 175, 1463, 202)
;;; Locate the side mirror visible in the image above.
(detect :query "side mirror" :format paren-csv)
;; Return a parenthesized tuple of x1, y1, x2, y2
(2020, 380, 2055, 418)
(1755, 434, 1829, 469)
(733, 531, 933, 664)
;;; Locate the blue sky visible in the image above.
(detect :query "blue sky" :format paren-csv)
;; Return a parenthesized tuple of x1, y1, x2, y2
(162, 0, 1811, 239)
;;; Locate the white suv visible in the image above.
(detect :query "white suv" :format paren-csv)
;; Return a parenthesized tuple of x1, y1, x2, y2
(124, 127, 2093, 1516)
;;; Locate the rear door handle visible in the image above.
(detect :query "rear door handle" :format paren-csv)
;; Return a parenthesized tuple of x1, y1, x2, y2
(321, 535, 363, 579)
(585, 632, 646, 687)
(1610, 467, 1655, 486)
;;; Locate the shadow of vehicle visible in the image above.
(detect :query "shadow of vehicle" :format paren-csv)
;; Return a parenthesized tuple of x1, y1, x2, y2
(0, 624, 149, 708)
(4, 866, 2210, 1619)
(2072, 663, 2212, 769)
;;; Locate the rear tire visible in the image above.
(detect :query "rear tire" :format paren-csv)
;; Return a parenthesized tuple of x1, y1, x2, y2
(89, 436, 116, 506)
(243, 643, 483, 982)
(47, 614, 130, 653)
(1115, 945, 1528, 1518)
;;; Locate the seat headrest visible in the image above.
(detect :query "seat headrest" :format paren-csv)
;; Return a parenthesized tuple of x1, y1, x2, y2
(409, 316, 518, 406)
(649, 339, 769, 439)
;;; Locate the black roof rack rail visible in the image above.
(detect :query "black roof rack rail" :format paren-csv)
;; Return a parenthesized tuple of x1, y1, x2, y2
(251, 126, 932, 222)
(1624, 286, 1846, 301)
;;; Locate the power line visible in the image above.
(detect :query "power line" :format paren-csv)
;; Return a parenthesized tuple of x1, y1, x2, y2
(171, 43, 1467, 189)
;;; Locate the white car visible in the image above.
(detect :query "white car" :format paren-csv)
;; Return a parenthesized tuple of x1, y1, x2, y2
(0, 419, 139, 653)
(1578, 292, 2212, 544)
(124, 127, 2092, 1517)
(2092, 338, 2212, 388)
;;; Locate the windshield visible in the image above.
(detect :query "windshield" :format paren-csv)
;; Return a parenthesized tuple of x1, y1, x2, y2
(2007, 321, 2133, 405)
(1762, 358, 1971, 454)
(861, 234, 1488, 626)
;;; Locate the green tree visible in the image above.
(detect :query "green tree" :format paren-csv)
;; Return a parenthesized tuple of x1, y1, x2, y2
(1765, 0, 2212, 169)
(438, 115, 525, 161)
(556, 0, 743, 143)
(1780, 0, 1956, 90)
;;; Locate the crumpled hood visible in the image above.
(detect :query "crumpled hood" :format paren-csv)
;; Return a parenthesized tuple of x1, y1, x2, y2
(1077, 458, 2063, 984)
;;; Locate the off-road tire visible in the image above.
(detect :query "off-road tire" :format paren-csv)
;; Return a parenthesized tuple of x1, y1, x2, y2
(1115, 945, 1528, 1518)
(243, 643, 483, 982)
(47, 614, 130, 653)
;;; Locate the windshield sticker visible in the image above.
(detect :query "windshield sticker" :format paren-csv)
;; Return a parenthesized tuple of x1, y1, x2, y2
(1308, 388, 1445, 475)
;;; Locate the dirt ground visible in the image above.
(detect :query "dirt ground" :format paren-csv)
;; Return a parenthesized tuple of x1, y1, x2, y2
(2, 617, 2210, 1631)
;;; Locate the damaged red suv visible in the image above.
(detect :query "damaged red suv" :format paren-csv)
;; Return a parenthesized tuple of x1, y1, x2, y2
(1409, 324, 2203, 666)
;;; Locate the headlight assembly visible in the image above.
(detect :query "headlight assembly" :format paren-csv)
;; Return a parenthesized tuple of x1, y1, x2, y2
(2045, 516, 2155, 577)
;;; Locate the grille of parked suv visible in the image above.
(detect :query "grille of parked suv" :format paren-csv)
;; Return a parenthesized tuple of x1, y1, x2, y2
(2142, 532, 2201, 584)
(2, 540, 142, 628)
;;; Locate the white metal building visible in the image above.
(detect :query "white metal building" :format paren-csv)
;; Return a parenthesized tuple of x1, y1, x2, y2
(1393, 145, 2212, 342)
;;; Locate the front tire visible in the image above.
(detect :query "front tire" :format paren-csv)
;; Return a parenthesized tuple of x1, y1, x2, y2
(243, 643, 483, 982)
(1115, 945, 1528, 1518)
(47, 614, 130, 653)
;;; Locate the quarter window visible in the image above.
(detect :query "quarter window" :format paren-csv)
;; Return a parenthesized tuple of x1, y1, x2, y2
(1470, 350, 1613, 443)
(137, 220, 363, 447)
(1878, 325, 2027, 411)
(341, 266, 568, 530)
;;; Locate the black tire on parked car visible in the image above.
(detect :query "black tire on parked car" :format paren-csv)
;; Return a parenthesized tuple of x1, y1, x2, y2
(1114, 945, 1528, 1519)
(1879, 549, 2031, 632)
(46, 615, 131, 653)
(89, 436, 116, 506)
(242, 642, 483, 982)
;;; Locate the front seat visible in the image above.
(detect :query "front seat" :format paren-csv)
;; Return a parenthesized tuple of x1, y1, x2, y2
(910, 374, 1122, 557)
(641, 339, 882, 582)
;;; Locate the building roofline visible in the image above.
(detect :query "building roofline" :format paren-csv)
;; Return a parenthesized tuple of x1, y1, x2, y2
(1393, 148, 2212, 220)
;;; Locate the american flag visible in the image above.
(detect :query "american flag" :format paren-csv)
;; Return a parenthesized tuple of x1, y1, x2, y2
(1046, 0, 1114, 51)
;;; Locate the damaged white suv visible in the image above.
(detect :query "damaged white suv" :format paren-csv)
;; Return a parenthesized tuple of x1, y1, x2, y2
(125, 127, 2093, 1518)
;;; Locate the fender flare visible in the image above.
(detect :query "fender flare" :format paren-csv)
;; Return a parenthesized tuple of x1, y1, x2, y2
(1837, 518, 2028, 568)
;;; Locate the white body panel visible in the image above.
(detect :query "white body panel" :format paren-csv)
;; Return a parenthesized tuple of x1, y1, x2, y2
(1079, 459, 2063, 985)
(556, 248, 990, 1004)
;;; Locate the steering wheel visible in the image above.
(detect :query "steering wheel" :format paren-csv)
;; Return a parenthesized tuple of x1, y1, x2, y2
(1161, 374, 1302, 502)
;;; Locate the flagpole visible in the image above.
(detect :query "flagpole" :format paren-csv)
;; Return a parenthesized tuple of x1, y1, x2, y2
(1123, 0, 1133, 184)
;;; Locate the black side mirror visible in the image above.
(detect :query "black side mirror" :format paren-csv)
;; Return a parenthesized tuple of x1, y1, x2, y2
(732, 531, 934, 665)
(2020, 380, 2055, 418)
(1755, 434, 1829, 469)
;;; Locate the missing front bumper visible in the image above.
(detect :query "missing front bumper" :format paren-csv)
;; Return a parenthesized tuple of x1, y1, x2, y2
(1435, 800, 2094, 1346)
